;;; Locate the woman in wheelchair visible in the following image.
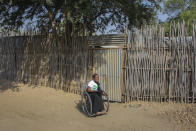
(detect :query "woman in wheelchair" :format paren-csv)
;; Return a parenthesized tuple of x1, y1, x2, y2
(87, 73, 107, 116)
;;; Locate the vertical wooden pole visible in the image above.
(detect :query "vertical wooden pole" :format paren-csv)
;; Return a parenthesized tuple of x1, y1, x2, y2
(92, 49, 95, 75)
(193, 23, 196, 103)
(124, 27, 128, 102)
(121, 47, 126, 102)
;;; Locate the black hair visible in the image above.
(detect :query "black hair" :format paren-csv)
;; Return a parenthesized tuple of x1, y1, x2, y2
(92, 73, 98, 78)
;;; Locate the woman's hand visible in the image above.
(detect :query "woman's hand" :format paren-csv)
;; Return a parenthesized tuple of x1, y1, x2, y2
(103, 92, 108, 96)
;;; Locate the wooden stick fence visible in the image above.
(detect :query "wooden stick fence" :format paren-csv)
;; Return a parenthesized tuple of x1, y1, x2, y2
(125, 22, 196, 103)
(1, 22, 196, 103)
(0, 32, 89, 94)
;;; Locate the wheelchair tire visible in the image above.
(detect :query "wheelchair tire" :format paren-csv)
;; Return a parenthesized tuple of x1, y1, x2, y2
(103, 95, 109, 113)
(82, 91, 93, 117)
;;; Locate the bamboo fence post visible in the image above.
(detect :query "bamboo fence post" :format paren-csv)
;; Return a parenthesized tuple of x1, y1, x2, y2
(193, 23, 196, 103)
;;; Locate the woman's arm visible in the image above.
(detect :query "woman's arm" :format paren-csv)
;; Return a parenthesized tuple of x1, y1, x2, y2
(98, 86, 107, 96)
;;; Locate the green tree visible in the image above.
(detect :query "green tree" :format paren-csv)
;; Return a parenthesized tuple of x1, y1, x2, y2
(164, 0, 196, 35)
(0, 0, 160, 36)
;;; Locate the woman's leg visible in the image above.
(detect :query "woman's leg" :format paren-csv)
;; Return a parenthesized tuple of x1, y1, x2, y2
(90, 93, 99, 114)
(97, 93, 104, 112)
(90, 93, 104, 115)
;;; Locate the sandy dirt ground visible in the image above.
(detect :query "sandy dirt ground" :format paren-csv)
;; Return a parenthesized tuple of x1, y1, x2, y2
(0, 79, 195, 131)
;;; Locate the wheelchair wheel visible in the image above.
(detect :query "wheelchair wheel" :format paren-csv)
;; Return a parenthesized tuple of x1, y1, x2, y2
(82, 90, 110, 117)
(82, 91, 93, 117)
(103, 95, 109, 113)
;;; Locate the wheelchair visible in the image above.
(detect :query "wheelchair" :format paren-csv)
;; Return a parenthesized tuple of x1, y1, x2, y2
(81, 86, 109, 117)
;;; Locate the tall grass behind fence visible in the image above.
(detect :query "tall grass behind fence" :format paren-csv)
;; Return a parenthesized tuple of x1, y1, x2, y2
(125, 22, 196, 103)
(0, 32, 89, 93)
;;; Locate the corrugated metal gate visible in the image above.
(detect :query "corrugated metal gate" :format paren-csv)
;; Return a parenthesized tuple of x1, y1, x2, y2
(92, 49, 123, 102)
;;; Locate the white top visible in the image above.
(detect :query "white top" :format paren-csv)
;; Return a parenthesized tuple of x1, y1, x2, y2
(88, 80, 98, 91)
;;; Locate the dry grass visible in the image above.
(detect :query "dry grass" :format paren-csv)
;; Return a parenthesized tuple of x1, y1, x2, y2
(161, 103, 196, 130)
(126, 101, 196, 130)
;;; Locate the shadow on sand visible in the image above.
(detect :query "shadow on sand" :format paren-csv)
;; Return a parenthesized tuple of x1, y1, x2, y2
(0, 71, 20, 92)
(74, 99, 91, 118)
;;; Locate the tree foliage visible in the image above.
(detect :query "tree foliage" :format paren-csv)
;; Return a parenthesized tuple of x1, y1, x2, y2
(163, 0, 196, 35)
(0, 0, 160, 35)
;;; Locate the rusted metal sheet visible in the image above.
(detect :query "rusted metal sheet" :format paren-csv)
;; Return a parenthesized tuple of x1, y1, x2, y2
(88, 34, 126, 46)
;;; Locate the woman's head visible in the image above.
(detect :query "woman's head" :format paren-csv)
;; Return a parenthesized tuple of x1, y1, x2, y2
(92, 73, 99, 83)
